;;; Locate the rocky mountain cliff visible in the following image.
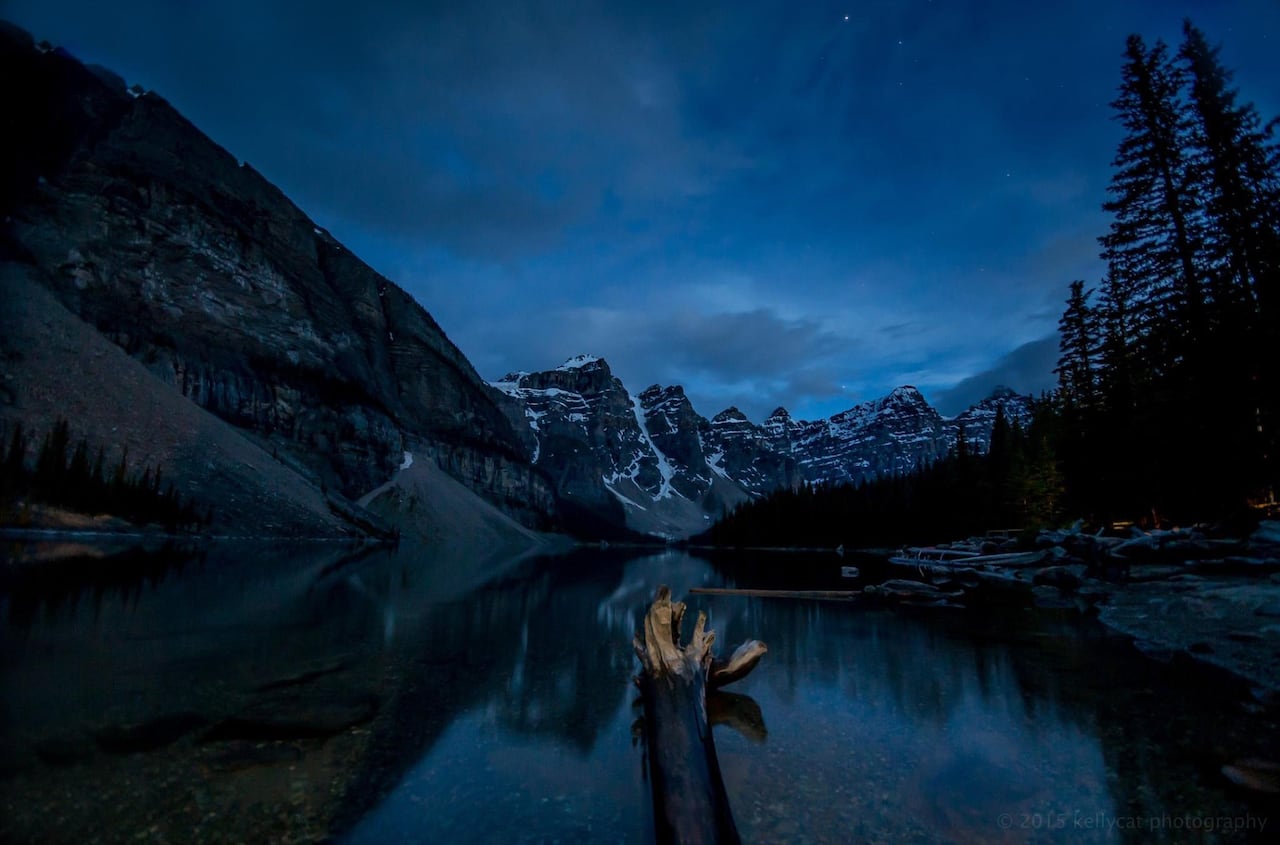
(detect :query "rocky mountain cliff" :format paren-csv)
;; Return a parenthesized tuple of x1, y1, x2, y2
(760, 385, 1031, 486)
(1, 22, 557, 536)
(493, 355, 1030, 538)
(491, 357, 760, 538)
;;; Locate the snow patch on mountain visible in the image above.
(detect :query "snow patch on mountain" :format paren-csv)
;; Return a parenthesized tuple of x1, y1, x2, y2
(630, 393, 677, 499)
(703, 441, 732, 481)
(604, 479, 649, 511)
(556, 354, 601, 371)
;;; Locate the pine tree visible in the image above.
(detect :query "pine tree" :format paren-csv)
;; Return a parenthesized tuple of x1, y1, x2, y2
(1179, 21, 1280, 318)
(1055, 280, 1099, 411)
(989, 405, 1011, 468)
(1054, 280, 1107, 516)
(34, 419, 71, 498)
(90, 446, 105, 487)
(112, 448, 129, 495)
(1088, 268, 1153, 518)
(1095, 33, 1227, 518)
(987, 405, 1017, 524)
(0, 423, 23, 500)
(1179, 20, 1280, 498)
(3, 423, 24, 479)
(1094, 273, 1141, 415)
(1100, 35, 1207, 372)
(66, 440, 90, 508)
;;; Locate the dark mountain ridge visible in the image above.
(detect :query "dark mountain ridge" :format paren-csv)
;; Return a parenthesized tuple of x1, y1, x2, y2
(1, 22, 556, 535)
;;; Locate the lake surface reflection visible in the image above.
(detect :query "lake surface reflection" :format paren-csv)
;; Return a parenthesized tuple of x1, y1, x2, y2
(1, 542, 1273, 843)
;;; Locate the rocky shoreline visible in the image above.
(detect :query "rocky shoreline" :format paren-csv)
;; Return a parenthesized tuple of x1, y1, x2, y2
(876, 521, 1280, 696)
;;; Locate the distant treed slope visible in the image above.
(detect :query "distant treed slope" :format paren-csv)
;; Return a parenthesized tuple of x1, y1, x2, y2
(699, 405, 1062, 549)
(0, 22, 556, 529)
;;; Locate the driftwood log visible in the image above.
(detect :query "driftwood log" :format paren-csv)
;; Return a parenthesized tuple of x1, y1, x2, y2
(634, 585, 767, 844)
(690, 586, 859, 601)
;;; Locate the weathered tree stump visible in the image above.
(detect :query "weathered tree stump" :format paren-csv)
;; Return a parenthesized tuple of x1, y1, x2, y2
(633, 585, 767, 845)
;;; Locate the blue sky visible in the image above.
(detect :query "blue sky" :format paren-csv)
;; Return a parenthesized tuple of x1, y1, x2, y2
(8, 0, 1278, 418)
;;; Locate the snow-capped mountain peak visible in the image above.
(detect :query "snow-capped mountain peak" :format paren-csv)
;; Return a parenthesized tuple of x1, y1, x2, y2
(493, 362, 1030, 538)
(556, 353, 603, 371)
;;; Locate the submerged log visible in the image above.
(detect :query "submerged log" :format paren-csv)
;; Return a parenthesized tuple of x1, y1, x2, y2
(634, 585, 767, 845)
(690, 586, 859, 601)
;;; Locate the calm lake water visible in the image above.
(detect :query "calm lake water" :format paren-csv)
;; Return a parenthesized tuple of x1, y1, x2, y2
(1, 541, 1276, 843)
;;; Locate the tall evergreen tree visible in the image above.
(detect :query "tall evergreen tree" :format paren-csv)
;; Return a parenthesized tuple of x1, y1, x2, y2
(34, 419, 71, 498)
(1089, 271, 1147, 518)
(1100, 35, 1207, 373)
(1054, 280, 1105, 515)
(1094, 32, 1234, 518)
(4, 423, 23, 476)
(1093, 273, 1141, 415)
(1056, 23, 1280, 519)
(1055, 280, 1099, 411)
(1179, 21, 1280, 318)
(1179, 20, 1280, 498)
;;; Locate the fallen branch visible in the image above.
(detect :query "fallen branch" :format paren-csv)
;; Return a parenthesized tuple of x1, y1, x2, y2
(710, 639, 769, 690)
(689, 586, 859, 601)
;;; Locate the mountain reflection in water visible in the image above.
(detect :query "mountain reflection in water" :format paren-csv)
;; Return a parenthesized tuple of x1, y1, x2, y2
(1, 544, 1273, 843)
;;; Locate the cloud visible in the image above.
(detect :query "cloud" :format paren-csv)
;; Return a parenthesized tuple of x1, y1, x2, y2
(11, 0, 1277, 423)
(461, 302, 855, 420)
(658, 310, 846, 380)
(8, 0, 756, 260)
(932, 334, 1060, 416)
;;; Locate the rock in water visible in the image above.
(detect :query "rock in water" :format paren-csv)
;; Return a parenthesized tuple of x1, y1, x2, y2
(1222, 759, 1280, 794)
(1033, 565, 1085, 590)
(1251, 521, 1280, 546)
(94, 712, 211, 753)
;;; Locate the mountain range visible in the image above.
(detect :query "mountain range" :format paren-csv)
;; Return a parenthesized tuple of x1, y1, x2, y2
(0, 21, 1030, 544)
(493, 356, 1030, 537)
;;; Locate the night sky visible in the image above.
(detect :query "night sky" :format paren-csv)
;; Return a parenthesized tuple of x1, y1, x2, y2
(7, 1, 1278, 419)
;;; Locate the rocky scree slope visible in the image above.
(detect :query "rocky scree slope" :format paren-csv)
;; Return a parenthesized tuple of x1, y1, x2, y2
(0, 22, 556, 534)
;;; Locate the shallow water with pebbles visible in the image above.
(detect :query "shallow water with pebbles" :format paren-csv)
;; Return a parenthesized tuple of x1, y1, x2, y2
(1, 544, 1275, 843)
